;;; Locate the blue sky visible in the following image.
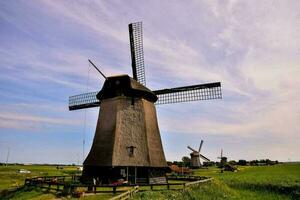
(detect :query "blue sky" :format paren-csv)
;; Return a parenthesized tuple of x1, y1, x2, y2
(0, 0, 299, 164)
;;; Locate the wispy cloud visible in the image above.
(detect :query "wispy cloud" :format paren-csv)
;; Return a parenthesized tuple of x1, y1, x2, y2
(0, 111, 82, 131)
(0, 0, 299, 162)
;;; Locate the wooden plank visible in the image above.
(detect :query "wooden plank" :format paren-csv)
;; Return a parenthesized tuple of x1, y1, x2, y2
(185, 178, 213, 188)
(110, 186, 139, 200)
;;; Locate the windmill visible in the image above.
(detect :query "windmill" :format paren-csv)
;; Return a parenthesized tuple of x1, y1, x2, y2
(187, 140, 210, 168)
(69, 22, 222, 184)
(218, 149, 227, 164)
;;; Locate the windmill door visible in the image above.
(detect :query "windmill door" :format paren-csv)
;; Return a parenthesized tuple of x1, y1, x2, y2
(127, 167, 136, 184)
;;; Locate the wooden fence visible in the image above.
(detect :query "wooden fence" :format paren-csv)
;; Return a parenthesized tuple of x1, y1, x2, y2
(110, 186, 139, 200)
(24, 175, 213, 198)
(184, 178, 214, 188)
(108, 177, 214, 199)
(167, 174, 210, 181)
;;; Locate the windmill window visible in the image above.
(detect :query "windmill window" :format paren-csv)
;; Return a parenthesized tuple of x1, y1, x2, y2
(126, 146, 136, 157)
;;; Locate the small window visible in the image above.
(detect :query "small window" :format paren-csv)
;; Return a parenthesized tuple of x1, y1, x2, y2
(126, 146, 136, 157)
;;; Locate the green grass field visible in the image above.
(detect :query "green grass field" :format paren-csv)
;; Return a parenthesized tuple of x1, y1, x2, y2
(0, 165, 78, 191)
(0, 165, 79, 199)
(133, 163, 300, 200)
(1, 163, 299, 199)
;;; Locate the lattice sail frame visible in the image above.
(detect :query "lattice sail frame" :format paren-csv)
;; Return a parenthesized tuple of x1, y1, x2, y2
(68, 82, 221, 110)
(129, 22, 146, 86)
(154, 82, 221, 105)
(69, 92, 99, 111)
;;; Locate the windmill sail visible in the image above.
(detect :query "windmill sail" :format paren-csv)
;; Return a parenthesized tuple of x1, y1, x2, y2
(69, 82, 221, 110)
(154, 82, 222, 105)
(200, 154, 210, 162)
(129, 22, 146, 86)
(218, 149, 222, 157)
(199, 140, 204, 152)
(69, 92, 100, 111)
(187, 146, 197, 152)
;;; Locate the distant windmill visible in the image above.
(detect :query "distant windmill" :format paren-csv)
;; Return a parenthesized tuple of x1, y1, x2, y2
(187, 140, 210, 168)
(69, 22, 222, 184)
(218, 149, 227, 164)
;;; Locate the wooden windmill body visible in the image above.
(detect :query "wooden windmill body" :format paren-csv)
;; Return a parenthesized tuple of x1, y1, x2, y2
(82, 75, 167, 184)
(190, 152, 201, 167)
(69, 22, 222, 184)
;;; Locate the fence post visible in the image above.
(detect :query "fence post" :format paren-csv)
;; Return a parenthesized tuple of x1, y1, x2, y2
(62, 185, 71, 195)
(87, 186, 93, 192)
(70, 185, 75, 195)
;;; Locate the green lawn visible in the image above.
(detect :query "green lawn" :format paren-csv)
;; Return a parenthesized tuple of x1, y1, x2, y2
(0, 165, 125, 200)
(0, 165, 78, 192)
(195, 164, 300, 199)
(133, 163, 300, 200)
(1, 163, 300, 199)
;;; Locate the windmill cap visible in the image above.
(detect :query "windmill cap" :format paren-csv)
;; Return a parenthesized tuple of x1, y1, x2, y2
(97, 75, 158, 102)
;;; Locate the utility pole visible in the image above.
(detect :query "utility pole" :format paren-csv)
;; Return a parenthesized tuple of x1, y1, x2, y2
(5, 147, 10, 167)
(77, 153, 80, 166)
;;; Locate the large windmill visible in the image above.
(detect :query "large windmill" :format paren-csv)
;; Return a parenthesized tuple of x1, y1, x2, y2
(69, 22, 222, 184)
(187, 140, 210, 168)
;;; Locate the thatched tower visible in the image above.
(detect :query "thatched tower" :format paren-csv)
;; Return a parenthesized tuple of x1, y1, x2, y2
(82, 75, 167, 184)
(190, 152, 201, 168)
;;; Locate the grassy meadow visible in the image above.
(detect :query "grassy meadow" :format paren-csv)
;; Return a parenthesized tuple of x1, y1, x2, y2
(0, 163, 299, 199)
(134, 163, 300, 200)
(0, 165, 78, 191)
(0, 165, 79, 200)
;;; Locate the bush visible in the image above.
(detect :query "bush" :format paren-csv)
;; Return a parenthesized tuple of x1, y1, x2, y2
(238, 160, 247, 166)
(203, 162, 215, 167)
(228, 160, 237, 165)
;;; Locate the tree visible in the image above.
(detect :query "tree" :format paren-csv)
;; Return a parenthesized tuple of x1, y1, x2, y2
(249, 160, 258, 166)
(238, 160, 247, 166)
(182, 156, 191, 167)
(203, 161, 215, 167)
(228, 160, 237, 165)
(166, 161, 173, 166)
(177, 161, 184, 167)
